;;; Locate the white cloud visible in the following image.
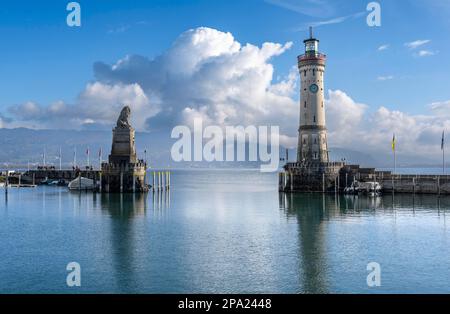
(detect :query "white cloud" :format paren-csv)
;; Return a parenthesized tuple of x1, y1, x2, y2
(93, 27, 296, 139)
(264, 0, 336, 18)
(324, 91, 450, 162)
(405, 39, 431, 49)
(377, 75, 394, 81)
(377, 44, 389, 51)
(9, 83, 156, 130)
(417, 50, 436, 57)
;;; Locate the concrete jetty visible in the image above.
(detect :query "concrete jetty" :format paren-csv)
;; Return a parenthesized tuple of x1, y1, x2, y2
(280, 164, 450, 195)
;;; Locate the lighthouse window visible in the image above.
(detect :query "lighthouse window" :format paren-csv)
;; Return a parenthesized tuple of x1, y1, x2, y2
(304, 70, 306, 77)
(314, 152, 318, 159)
(313, 69, 315, 76)
(304, 101, 306, 108)
(313, 115, 316, 123)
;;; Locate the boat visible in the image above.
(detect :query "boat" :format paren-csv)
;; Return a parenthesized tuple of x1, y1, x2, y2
(344, 181, 382, 196)
(68, 177, 96, 191)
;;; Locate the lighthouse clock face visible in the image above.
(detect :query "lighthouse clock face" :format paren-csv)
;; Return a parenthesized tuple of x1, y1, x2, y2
(309, 83, 319, 94)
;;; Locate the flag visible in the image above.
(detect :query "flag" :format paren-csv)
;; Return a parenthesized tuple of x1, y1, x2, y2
(392, 134, 396, 152)
(442, 131, 445, 150)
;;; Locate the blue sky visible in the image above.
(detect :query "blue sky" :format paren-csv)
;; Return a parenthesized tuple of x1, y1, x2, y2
(0, 0, 449, 114)
(1, 0, 450, 162)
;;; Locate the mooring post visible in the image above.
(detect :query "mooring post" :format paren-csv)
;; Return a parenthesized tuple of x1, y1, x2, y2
(337, 174, 340, 194)
(99, 172, 102, 193)
(18, 174, 21, 187)
(120, 171, 123, 193)
(5, 171, 8, 195)
(152, 172, 155, 191)
(322, 172, 325, 193)
(290, 172, 293, 192)
(158, 171, 161, 191)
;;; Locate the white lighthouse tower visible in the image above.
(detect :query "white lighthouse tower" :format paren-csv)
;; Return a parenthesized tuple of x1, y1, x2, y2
(279, 27, 344, 193)
(297, 27, 329, 163)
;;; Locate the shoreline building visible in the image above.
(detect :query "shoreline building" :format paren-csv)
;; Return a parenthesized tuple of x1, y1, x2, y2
(280, 28, 344, 192)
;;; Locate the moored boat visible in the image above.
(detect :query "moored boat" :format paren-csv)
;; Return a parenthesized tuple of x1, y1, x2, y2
(68, 177, 95, 191)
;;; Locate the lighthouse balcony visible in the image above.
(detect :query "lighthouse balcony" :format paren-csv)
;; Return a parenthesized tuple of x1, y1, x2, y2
(298, 53, 326, 62)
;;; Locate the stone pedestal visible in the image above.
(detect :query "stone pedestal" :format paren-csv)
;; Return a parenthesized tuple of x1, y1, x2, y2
(109, 127, 137, 164)
(100, 106, 148, 193)
(101, 162, 147, 193)
(280, 162, 344, 193)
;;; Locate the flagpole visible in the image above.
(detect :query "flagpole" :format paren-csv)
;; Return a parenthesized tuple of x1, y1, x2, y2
(99, 148, 102, 170)
(59, 146, 62, 171)
(443, 131, 445, 175)
(394, 146, 396, 175)
(74, 147, 77, 168)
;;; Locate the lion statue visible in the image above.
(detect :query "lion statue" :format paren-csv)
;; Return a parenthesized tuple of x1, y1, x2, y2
(116, 106, 131, 128)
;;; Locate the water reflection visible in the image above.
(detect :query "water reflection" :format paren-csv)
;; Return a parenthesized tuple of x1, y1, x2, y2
(97, 191, 170, 292)
(280, 193, 449, 293)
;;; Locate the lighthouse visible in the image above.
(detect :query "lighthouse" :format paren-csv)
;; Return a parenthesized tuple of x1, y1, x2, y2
(279, 27, 344, 193)
(297, 27, 329, 163)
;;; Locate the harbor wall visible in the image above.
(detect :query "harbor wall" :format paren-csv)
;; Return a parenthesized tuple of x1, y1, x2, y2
(280, 163, 450, 194)
(20, 169, 100, 184)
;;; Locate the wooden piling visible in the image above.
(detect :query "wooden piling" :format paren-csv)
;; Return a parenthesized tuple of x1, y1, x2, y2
(322, 173, 325, 193)
(120, 171, 123, 193)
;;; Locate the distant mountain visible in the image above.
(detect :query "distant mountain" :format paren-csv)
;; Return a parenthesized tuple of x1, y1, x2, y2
(1, 128, 437, 170)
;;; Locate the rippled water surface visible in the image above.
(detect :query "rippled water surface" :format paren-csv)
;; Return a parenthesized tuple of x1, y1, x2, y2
(0, 170, 449, 293)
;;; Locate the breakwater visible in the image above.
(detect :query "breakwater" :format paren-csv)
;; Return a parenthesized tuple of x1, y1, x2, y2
(279, 164, 450, 194)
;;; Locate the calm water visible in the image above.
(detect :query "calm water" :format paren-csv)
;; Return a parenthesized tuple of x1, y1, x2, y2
(0, 169, 449, 294)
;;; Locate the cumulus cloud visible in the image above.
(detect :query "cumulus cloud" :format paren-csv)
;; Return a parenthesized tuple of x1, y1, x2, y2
(324, 90, 450, 163)
(377, 44, 389, 51)
(93, 27, 297, 143)
(8, 82, 155, 130)
(7, 27, 296, 138)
